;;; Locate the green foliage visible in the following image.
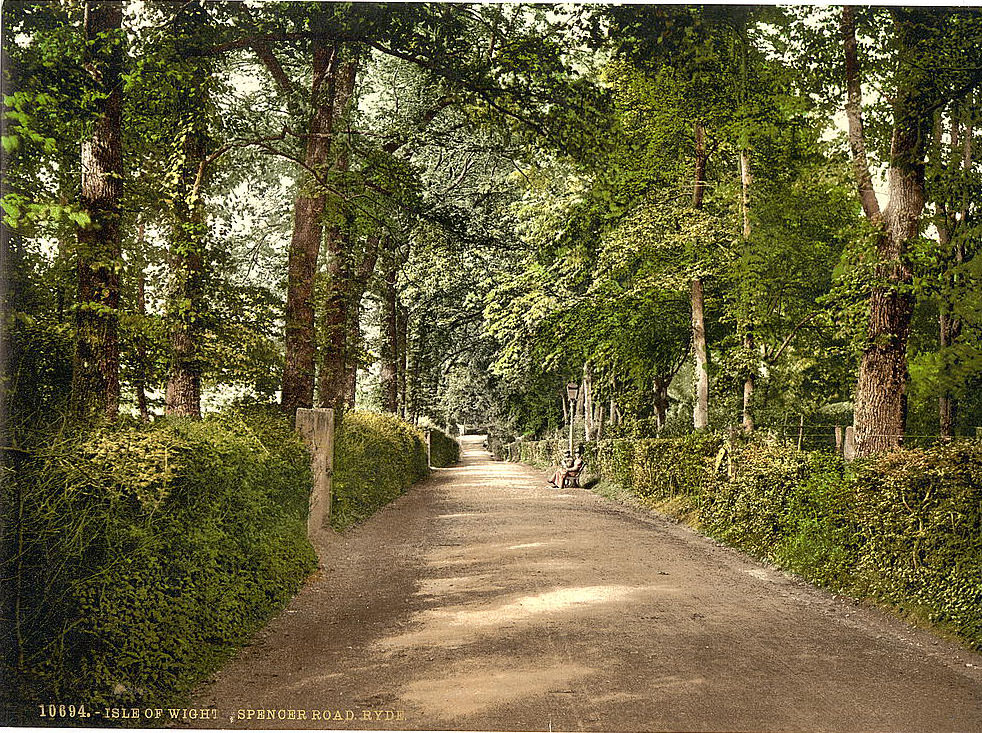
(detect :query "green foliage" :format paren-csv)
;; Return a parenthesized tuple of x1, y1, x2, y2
(5, 408, 317, 719)
(849, 444, 982, 641)
(330, 411, 429, 530)
(505, 435, 982, 649)
(428, 428, 461, 468)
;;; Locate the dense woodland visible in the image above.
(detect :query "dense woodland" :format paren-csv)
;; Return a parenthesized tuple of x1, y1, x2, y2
(4, 2, 982, 454)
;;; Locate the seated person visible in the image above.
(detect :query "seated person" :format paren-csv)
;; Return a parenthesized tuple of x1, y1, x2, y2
(547, 446, 585, 488)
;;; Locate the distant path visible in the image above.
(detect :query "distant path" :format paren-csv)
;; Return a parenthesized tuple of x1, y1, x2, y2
(192, 435, 982, 732)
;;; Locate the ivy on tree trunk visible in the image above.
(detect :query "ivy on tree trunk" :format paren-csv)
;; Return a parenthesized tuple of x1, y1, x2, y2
(71, 0, 124, 423)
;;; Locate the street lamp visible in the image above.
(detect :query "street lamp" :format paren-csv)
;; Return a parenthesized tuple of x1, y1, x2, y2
(565, 382, 580, 454)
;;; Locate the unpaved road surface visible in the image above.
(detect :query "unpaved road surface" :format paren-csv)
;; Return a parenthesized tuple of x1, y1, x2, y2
(192, 436, 982, 732)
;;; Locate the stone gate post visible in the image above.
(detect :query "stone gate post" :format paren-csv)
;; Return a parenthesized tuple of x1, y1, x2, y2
(295, 408, 335, 564)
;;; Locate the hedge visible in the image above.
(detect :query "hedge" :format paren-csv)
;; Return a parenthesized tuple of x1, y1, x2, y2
(428, 428, 460, 468)
(330, 411, 429, 530)
(507, 435, 982, 649)
(4, 406, 318, 722)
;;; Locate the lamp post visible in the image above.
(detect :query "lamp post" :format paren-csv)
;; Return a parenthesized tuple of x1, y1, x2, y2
(565, 382, 580, 454)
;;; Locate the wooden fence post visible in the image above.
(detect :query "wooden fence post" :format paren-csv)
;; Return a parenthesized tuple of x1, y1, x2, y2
(295, 408, 335, 565)
(834, 425, 843, 455)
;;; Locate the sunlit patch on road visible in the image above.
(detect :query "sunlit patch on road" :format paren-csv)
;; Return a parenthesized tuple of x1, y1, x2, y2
(400, 662, 595, 719)
(379, 585, 670, 650)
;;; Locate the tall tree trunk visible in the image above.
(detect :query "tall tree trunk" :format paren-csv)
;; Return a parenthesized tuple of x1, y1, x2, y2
(582, 360, 593, 441)
(315, 57, 359, 411)
(134, 223, 150, 423)
(653, 376, 669, 430)
(341, 236, 380, 407)
(936, 108, 971, 440)
(574, 377, 584, 437)
(739, 149, 752, 240)
(691, 278, 709, 431)
(739, 148, 756, 432)
(165, 123, 208, 418)
(595, 391, 605, 439)
(379, 259, 399, 413)
(281, 40, 341, 413)
(397, 304, 408, 419)
(691, 122, 710, 431)
(405, 327, 417, 423)
(343, 299, 360, 407)
(318, 238, 348, 411)
(938, 308, 961, 439)
(71, 0, 123, 423)
(742, 332, 756, 432)
(842, 7, 939, 456)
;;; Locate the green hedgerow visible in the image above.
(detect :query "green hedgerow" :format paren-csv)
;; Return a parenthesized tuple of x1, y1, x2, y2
(428, 428, 460, 468)
(5, 407, 317, 722)
(330, 411, 429, 531)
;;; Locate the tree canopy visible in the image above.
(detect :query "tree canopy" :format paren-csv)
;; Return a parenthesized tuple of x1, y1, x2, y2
(4, 2, 981, 454)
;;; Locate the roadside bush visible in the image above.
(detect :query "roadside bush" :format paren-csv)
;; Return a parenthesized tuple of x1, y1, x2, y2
(428, 428, 460, 468)
(850, 443, 982, 643)
(5, 407, 317, 720)
(593, 433, 723, 501)
(516, 439, 565, 468)
(330, 411, 428, 530)
(486, 434, 509, 461)
(503, 433, 982, 649)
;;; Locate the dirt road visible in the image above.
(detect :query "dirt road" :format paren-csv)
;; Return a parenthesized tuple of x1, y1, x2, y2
(192, 435, 982, 732)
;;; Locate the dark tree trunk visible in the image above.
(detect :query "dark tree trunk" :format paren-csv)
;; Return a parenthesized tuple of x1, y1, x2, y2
(380, 260, 399, 413)
(934, 106, 971, 441)
(343, 302, 359, 407)
(938, 308, 961, 439)
(318, 234, 349, 411)
(742, 332, 755, 432)
(397, 304, 408, 419)
(281, 40, 341, 414)
(134, 224, 150, 423)
(739, 149, 756, 432)
(165, 124, 207, 418)
(315, 57, 360, 412)
(71, 0, 123, 423)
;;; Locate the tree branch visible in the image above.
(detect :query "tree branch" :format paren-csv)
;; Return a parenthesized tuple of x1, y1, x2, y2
(766, 311, 821, 364)
(841, 6, 882, 222)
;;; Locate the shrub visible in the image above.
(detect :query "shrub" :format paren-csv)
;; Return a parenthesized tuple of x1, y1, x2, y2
(330, 411, 428, 530)
(486, 434, 509, 461)
(516, 439, 565, 468)
(428, 428, 460, 468)
(5, 407, 317, 720)
(850, 443, 982, 642)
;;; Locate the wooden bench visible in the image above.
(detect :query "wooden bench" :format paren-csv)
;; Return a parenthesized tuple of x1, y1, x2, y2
(562, 462, 585, 489)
